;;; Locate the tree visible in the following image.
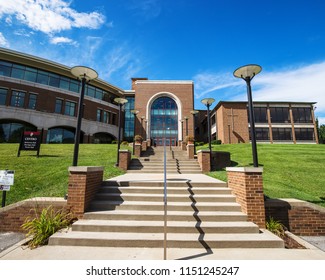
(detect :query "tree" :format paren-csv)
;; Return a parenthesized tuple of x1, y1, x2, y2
(319, 124, 325, 144)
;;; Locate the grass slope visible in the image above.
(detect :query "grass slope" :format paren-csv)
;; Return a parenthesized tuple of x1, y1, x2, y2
(0, 144, 125, 205)
(203, 144, 325, 207)
(1, 143, 324, 208)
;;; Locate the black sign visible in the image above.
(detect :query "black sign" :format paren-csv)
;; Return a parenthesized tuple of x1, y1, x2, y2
(18, 131, 42, 157)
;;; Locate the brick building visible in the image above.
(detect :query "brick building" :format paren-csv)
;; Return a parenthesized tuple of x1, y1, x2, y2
(0, 47, 318, 145)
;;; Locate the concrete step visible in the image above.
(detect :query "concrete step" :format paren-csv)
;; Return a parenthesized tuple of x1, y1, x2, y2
(126, 170, 202, 174)
(72, 220, 260, 234)
(83, 210, 248, 222)
(87, 201, 242, 212)
(93, 193, 236, 203)
(49, 230, 284, 248)
(102, 181, 227, 188)
(97, 186, 233, 195)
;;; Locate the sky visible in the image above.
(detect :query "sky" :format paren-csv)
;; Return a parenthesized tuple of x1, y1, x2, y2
(0, 0, 325, 124)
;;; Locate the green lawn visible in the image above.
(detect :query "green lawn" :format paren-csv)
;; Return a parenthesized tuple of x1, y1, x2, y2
(0, 144, 125, 205)
(198, 144, 325, 207)
(1, 143, 324, 208)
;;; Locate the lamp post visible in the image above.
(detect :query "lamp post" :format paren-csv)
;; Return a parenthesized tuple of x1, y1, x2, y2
(131, 109, 139, 155)
(70, 66, 98, 166)
(201, 98, 215, 153)
(184, 116, 189, 137)
(190, 110, 199, 154)
(114, 97, 128, 166)
(233, 64, 262, 167)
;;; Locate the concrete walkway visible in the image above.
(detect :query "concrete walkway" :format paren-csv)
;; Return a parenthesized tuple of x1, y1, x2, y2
(1, 173, 325, 260)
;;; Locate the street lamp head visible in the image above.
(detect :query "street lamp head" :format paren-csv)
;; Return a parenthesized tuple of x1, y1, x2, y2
(201, 98, 215, 106)
(233, 64, 262, 80)
(71, 66, 98, 81)
(114, 97, 128, 105)
(190, 110, 199, 115)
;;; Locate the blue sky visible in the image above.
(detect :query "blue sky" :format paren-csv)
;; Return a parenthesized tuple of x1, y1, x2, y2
(0, 0, 325, 123)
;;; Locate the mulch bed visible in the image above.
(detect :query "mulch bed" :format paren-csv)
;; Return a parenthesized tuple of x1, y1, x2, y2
(283, 234, 306, 249)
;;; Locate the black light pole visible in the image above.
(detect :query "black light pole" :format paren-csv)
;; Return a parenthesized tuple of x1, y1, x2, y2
(190, 110, 199, 154)
(131, 109, 139, 155)
(184, 116, 189, 137)
(114, 97, 128, 166)
(71, 66, 98, 166)
(234, 64, 262, 167)
(201, 98, 215, 154)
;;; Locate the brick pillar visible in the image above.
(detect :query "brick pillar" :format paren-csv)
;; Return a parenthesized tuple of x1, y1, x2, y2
(226, 167, 265, 228)
(142, 140, 147, 152)
(181, 141, 187, 151)
(67, 166, 104, 218)
(187, 143, 194, 159)
(119, 150, 131, 171)
(134, 143, 142, 157)
(197, 150, 210, 172)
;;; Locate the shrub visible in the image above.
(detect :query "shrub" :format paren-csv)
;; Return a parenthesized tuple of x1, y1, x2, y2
(195, 141, 204, 146)
(121, 141, 129, 146)
(111, 140, 117, 144)
(134, 135, 143, 142)
(21, 206, 76, 249)
(185, 135, 195, 142)
(266, 217, 285, 237)
(211, 139, 222, 145)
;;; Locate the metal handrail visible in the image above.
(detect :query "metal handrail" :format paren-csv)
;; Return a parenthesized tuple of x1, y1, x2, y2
(163, 132, 167, 260)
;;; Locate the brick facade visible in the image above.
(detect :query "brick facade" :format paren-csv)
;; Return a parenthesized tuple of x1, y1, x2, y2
(0, 198, 67, 232)
(197, 150, 211, 172)
(226, 167, 266, 228)
(119, 150, 131, 171)
(265, 199, 325, 236)
(67, 166, 104, 218)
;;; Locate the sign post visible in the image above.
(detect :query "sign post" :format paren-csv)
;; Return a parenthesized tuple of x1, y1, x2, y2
(17, 130, 42, 157)
(0, 170, 14, 207)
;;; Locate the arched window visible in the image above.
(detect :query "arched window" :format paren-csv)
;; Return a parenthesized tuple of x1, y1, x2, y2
(150, 97, 178, 146)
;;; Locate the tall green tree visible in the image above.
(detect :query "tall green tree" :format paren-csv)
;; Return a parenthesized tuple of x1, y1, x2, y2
(319, 124, 325, 144)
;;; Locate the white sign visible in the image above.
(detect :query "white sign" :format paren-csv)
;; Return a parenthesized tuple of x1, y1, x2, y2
(0, 185, 10, 191)
(0, 170, 14, 186)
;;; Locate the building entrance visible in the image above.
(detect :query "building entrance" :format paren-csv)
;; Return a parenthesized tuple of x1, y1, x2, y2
(150, 96, 178, 146)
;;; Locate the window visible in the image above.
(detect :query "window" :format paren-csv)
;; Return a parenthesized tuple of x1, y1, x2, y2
(64, 101, 76, 116)
(0, 88, 8, 105)
(46, 127, 75, 143)
(97, 109, 102, 122)
(49, 74, 60, 87)
(0, 61, 12, 76)
(103, 111, 109, 123)
(254, 107, 268, 123)
(55, 99, 63, 113)
(36, 70, 49, 85)
(24, 67, 37, 82)
(10, 91, 25, 107)
(270, 107, 290, 123)
(28, 93, 37, 110)
(11, 64, 25, 79)
(255, 128, 269, 140)
(295, 128, 315, 141)
(292, 107, 312, 123)
(272, 128, 292, 141)
(112, 113, 117, 125)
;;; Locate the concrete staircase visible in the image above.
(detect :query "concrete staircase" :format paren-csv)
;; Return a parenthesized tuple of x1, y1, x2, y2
(49, 179, 284, 249)
(127, 146, 202, 174)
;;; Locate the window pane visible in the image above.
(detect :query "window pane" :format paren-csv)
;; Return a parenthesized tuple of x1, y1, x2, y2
(11, 67, 25, 79)
(60, 78, 69, 90)
(24, 70, 37, 82)
(49, 74, 60, 87)
(28, 94, 37, 109)
(0, 88, 8, 105)
(36, 71, 49, 85)
(64, 101, 76, 116)
(10, 91, 25, 107)
(69, 80, 79, 93)
(55, 99, 63, 113)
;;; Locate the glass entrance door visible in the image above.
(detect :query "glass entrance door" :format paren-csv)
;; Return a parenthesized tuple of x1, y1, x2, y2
(150, 97, 178, 146)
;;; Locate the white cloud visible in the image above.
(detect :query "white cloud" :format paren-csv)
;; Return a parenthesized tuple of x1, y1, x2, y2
(50, 36, 78, 46)
(0, 0, 105, 34)
(0, 32, 10, 47)
(193, 61, 325, 124)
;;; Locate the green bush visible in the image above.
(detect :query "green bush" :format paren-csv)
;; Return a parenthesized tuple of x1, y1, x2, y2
(22, 206, 76, 249)
(195, 141, 204, 146)
(266, 217, 285, 237)
(111, 140, 118, 144)
(121, 141, 129, 146)
(211, 139, 222, 145)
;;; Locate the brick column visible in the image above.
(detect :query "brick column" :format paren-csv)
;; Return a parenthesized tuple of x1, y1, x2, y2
(134, 143, 142, 157)
(187, 143, 194, 159)
(67, 166, 104, 218)
(226, 167, 265, 228)
(197, 150, 210, 172)
(119, 150, 131, 171)
(142, 140, 147, 152)
(181, 141, 187, 151)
